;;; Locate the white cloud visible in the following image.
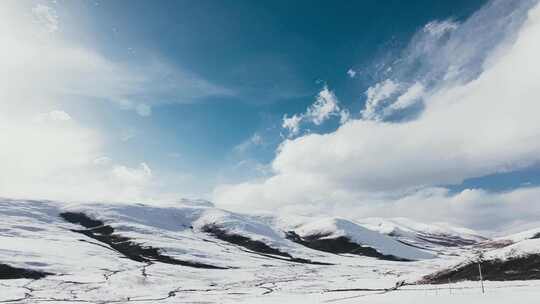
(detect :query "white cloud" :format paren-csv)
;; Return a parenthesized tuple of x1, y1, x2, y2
(260, 186, 540, 234)
(32, 4, 58, 33)
(339, 109, 350, 124)
(233, 133, 264, 154)
(93, 156, 112, 166)
(135, 103, 152, 117)
(250, 133, 263, 145)
(0, 2, 201, 203)
(384, 82, 425, 115)
(282, 86, 349, 137)
(34, 110, 72, 122)
(361, 79, 400, 120)
(112, 162, 152, 184)
(423, 20, 458, 36)
(1, 2, 231, 119)
(306, 86, 341, 125)
(347, 68, 356, 78)
(282, 114, 303, 137)
(214, 0, 540, 230)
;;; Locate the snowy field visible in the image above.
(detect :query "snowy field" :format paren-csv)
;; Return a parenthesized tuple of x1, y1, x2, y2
(1, 198, 539, 303)
(3, 268, 539, 303)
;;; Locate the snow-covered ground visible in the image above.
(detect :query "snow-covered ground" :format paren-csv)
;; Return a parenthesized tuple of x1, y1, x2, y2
(1, 198, 539, 303)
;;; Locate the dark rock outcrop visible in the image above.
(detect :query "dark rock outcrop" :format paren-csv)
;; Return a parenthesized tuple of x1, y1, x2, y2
(0, 263, 52, 280)
(201, 225, 331, 265)
(285, 231, 410, 262)
(60, 212, 226, 269)
(420, 254, 540, 284)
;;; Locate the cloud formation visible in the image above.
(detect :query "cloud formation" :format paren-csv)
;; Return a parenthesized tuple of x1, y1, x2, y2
(2, 3, 231, 118)
(34, 110, 72, 122)
(31, 4, 58, 33)
(214, 0, 540, 230)
(0, 2, 206, 202)
(282, 86, 349, 137)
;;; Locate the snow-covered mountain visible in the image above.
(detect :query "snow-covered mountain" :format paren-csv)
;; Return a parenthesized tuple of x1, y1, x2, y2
(358, 217, 488, 253)
(421, 237, 540, 284)
(495, 228, 540, 243)
(2, 198, 540, 303)
(276, 216, 434, 261)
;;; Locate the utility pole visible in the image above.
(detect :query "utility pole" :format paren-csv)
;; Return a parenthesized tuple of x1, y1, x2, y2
(474, 250, 485, 294)
(478, 260, 485, 294)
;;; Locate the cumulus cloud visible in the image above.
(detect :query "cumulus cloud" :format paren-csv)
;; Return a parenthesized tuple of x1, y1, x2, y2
(347, 68, 356, 78)
(361, 79, 400, 120)
(0, 2, 198, 202)
(268, 186, 540, 234)
(384, 82, 424, 115)
(375, 187, 540, 233)
(361, 0, 537, 121)
(282, 86, 349, 137)
(282, 114, 303, 137)
(306, 86, 342, 125)
(32, 4, 58, 33)
(214, 0, 540, 230)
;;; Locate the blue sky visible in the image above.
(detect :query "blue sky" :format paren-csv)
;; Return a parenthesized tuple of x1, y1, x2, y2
(60, 0, 487, 187)
(3, 0, 540, 231)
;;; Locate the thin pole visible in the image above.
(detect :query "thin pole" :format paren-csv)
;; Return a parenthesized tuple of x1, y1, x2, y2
(448, 278, 452, 295)
(478, 262, 485, 294)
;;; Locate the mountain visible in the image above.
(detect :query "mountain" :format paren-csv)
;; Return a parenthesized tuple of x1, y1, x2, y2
(276, 216, 434, 261)
(421, 238, 540, 284)
(2, 197, 540, 303)
(358, 217, 488, 253)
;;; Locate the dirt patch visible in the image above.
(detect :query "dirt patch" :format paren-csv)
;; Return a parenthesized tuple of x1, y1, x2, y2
(60, 212, 226, 269)
(285, 231, 411, 262)
(0, 263, 52, 280)
(420, 254, 540, 284)
(201, 225, 331, 265)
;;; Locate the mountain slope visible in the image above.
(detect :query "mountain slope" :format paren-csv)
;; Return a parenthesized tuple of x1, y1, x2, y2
(421, 238, 540, 284)
(359, 217, 487, 252)
(277, 216, 434, 261)
(3, 198, 540, 303)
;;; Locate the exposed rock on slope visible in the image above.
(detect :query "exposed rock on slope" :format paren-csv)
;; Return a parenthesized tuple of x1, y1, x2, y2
(420, 254, 540, 284)
(60, 211, 226, 269)
(279, 217, 434, 261)
(285, 231, 410, 261)
(0, 263, 52, 280)
(421, 239, 540, 283)
(194, 210, 331, 265)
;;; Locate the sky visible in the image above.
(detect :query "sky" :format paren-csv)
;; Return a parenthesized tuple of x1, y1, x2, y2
(2, 0, 540, 233)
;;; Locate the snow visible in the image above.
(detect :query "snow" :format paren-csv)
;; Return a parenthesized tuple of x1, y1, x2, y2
(279, 216, 435, 260)
(496, 228, 540, 243)
(193, 208, 290, 247)
(1, 198, 539, 303)
(360, 217, 485, 242)
(485, 238, 540, 261)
